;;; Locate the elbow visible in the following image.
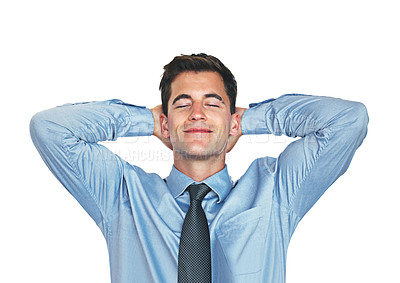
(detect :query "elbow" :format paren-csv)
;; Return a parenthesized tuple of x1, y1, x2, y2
(340, 101, 369, 145)
(350, 101, 369, 134)
(30, 112, 45, 145)
(30, 111, 54, 147)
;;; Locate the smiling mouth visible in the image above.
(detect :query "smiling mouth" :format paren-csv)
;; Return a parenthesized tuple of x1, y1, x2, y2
(183, 128, 213, 133)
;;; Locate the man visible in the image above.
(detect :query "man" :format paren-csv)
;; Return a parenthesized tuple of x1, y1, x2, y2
(30, 53, 368, 282)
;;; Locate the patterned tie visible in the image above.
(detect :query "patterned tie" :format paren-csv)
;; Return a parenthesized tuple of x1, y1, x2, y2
(177, 183, 212, 283)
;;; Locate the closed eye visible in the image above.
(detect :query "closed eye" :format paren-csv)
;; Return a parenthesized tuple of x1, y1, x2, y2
(204, 94, 224, 108)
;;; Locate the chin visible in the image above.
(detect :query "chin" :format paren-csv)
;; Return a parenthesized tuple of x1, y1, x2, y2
(175, 146, 224, 161)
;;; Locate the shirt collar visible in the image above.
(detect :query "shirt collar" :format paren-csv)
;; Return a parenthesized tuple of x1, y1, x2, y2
(165, 165, 233, 204)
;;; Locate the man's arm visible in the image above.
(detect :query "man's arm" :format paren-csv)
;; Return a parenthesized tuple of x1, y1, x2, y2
(241, 94, 368, 221)
(30, 100, 154, 227)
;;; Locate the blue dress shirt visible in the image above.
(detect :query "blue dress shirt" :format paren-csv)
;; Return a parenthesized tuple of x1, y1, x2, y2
(30, 94, 368, 283)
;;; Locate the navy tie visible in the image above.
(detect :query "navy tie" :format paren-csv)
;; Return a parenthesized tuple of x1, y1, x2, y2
(177, 183, 212, 283)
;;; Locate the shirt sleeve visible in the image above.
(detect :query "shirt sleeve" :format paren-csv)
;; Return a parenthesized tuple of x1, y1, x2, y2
(241, 94, 368, 221)
(30, 99, 154, 227)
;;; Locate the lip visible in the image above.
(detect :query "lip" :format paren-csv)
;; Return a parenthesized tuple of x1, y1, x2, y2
(183, 127, 213, 133)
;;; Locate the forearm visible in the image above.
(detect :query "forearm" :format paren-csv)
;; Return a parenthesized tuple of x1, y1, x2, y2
(30, 99, 154, 145)
(242, 94, 368, 140)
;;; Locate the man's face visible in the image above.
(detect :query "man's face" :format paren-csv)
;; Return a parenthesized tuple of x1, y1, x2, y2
(161, 71, 239, 160)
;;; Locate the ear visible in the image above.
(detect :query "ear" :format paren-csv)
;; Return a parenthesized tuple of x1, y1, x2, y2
(160, 113, 170, 139)
(229, 112, 240, 136)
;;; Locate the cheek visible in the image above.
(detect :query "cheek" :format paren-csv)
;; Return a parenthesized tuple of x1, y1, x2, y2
(167, 119, 182, 140)
(219, 115, 233, 132)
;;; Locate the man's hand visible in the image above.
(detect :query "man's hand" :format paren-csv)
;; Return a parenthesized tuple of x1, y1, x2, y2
(151, 105, 173, 150)
(226, 107, 246, 153)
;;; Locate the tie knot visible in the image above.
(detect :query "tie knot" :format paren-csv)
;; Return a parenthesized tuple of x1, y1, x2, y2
(188, 183, 211, 202)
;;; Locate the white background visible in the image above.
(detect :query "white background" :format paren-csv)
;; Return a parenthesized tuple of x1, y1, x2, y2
(1, 0, 399, 282)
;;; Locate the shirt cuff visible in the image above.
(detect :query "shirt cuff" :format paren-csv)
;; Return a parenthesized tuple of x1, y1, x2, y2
(112, 99, 155, 137)
(241, 99, 274, 135)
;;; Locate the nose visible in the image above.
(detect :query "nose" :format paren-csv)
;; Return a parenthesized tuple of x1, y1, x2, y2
(189, 102, 206, 121)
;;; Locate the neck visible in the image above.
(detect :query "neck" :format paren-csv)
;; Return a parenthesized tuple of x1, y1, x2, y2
(173, 152, 226, 182)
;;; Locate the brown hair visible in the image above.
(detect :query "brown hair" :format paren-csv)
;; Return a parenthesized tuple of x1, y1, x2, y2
(159, 53, 237, 116)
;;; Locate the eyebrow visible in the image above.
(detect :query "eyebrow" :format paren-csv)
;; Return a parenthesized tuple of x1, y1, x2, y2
(205, 93, 224, 103)
(172, 93, 225, 105)
(172, 94, 191, 105)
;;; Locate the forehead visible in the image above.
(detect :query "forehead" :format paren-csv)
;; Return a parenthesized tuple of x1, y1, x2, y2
(170, 71, 227, 100)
